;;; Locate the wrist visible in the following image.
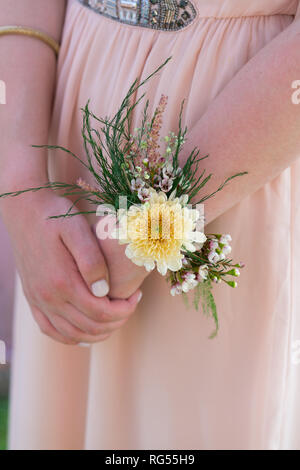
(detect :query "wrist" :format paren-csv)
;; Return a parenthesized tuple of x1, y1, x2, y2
(0, 186, 54, 223)
(0, 153, 49, 218)
(0, 144, 49, 190)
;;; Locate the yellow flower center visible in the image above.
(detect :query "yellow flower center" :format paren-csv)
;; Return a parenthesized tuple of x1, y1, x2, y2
(117, 190, 204, 274)
(126, 203, 185, 261)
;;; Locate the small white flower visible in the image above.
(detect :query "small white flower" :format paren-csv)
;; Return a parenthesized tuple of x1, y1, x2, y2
(162, 163, 174, 179)
(153, 175, 162, 188)
(220, 234, 232, 243)
(182, 272, 195, 282)
(222, 245, 232, 255)
(131, 178, 145, 192)
(180, 281, 188, 292)
(233, 268, 240, 277)
(198, 264, 209, 281)
(159, 177, 173, 192)
(209, 239, 219, 250)
(171, 283, 182, 296)
(181, 272, 198, 292)
(137, 186, 151, 202)
(190, 230, 206, 244)
(208, 251, 220, 264)
(181, 281, 192, 293)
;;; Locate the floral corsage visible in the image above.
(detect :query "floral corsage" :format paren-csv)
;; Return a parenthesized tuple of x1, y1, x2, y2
(0, 57, 247, 337)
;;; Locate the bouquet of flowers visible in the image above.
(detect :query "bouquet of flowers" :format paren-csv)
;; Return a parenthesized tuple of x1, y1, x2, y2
(0, 56, 247, 338)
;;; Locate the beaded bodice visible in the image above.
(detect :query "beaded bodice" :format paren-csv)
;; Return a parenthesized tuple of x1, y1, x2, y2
(78, 0, 197, 31)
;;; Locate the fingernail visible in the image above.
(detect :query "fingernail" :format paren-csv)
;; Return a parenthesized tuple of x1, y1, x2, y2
(137, 291, 143, 303)
(91, 279, 109, 297)
(79, 342, 91, 348)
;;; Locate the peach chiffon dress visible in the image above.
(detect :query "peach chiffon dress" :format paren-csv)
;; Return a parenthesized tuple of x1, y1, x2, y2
(8, 0, 300, 450)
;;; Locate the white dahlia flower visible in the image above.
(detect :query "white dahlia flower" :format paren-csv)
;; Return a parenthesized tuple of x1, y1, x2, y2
(114, 190, 206, 276)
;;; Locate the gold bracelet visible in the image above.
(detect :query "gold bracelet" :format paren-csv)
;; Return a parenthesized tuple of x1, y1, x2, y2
(0, 25, 60, 56)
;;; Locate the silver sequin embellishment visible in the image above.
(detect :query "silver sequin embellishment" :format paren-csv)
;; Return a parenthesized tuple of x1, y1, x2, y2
(78, 0, 197, 31)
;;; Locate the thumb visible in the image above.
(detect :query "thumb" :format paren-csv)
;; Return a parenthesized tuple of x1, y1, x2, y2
(61, 218, 110, 297)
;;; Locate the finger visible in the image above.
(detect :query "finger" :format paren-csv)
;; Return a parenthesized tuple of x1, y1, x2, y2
(105, 288, 143, 317)
(48, 313, 114, 344)
(71, 283, 143, 323)
(127, 289, 143, 305)
(61, 218, 110, 297)
(31, 306, 77, 345)
(61, 302, 129, 336)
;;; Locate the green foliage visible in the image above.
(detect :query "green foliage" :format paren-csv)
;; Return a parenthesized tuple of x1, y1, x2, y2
(194, 279, 219, 339)
(181, 292, 190, 310)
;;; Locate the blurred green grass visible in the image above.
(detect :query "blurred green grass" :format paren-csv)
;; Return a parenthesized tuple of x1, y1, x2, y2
(0, 397, 8, 450)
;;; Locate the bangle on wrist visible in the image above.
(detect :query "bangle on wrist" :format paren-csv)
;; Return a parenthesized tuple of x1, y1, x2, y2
(0, 25, 60, 56)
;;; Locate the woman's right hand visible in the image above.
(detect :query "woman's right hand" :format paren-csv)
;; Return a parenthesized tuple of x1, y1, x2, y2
(0, 190, 142, 345)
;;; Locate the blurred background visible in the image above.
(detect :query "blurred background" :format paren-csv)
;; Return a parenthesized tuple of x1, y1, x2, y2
(0, 217, 16, 450)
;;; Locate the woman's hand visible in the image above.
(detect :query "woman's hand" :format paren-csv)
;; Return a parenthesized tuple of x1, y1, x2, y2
(93, 217, 150, 300)
(0, 191, 142, 345)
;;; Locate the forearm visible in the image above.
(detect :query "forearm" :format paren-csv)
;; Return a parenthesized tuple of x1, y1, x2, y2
(183, 16, 300, 225)
(0, 0, 66, 198)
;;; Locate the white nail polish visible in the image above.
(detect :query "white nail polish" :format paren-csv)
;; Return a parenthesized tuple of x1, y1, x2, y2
(79, 342, 90, 348)
(137, 291, 143, 303)
(91, 279, 109, 297)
